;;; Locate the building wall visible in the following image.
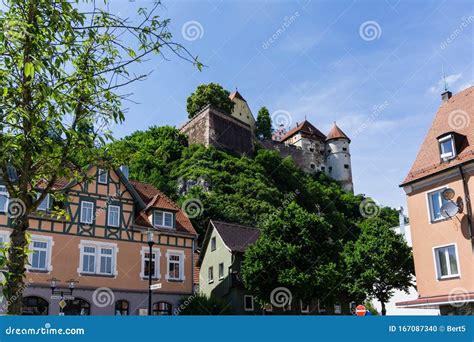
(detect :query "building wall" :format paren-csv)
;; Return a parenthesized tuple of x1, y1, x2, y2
(198, 228, 232, 298)
(0, 166, 195, 315)
(230, 98, 255, 132)
(404, 166, 474, 300)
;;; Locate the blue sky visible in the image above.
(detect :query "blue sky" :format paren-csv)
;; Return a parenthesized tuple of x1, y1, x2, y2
(107, 0, 473, 213)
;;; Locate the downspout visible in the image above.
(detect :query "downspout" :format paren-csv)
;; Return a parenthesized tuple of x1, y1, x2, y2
(458, 165, 473, 240)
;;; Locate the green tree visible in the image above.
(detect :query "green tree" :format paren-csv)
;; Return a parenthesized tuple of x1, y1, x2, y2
(343, 216, 414, 315)
(0, 0, 199, 314)
(176, 293, 231, 315)
(255, 107, 272, 139)
(186, 83, 234, 118)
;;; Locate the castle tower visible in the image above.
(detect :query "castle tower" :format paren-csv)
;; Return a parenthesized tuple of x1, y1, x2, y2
(325, 123, 353, 192)
(229, 90, 256, 133)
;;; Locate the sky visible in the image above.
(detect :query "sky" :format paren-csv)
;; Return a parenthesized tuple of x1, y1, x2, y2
(104, 0, 473, 213)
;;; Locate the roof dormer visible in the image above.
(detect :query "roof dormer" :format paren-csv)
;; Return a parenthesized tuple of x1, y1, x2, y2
(437, 131, 466, 162)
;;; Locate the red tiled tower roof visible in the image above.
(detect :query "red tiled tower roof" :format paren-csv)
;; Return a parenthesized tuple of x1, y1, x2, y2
(326, 122, 350, 142)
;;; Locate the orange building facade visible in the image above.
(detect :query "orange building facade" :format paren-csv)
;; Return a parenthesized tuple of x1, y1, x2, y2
(398, 87, 474, 314)
(0, 166, 197, 315)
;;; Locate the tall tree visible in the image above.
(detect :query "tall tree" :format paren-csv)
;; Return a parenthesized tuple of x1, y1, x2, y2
(0, 0, 199, 314)
(255, 107, 272, 139)
(343, 217, 414, 315)
(186, 83, 234, 118)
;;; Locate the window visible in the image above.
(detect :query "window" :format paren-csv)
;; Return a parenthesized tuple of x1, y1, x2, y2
(153, 302, 172, 315)
(318, 300, 326, 313)
(166, 251, 184, 281)
(434, 244, 460, 279)
(427, 188, 449, 222)
(344, 164, 349, 169)
(98, 169, 108, 184)
(107, 205, 120, 227)
(321, 166, 325, 172)
(218, 263, 224, 280)
(22, 296, 49, 315)
(334, 303, 342, 314)
(208, 266, 214, 283)
(309, 147, 314, 152)
(0, 185, 8, 212)
(0, 231, 9, 247)
(115, 300, 129, 316)
(342, 147, 347, 151)
(310, 163, 315, 169)
(37, 194, 51, 211)
(141, 247, 160, 279)
(80, 201, 94, 224)
(438, 135, 456, 160)
(153, 211, 174, 229)
(63, 298, 90, 316)
(328, 167, 333, 173)
(211, 237, 216, 251)
(244, 295, 254, 311)
(79, 241, 117, 276)
(31, 241, 48, 271)
(28, 236, 52, 272)
(300, 300, 310, 313)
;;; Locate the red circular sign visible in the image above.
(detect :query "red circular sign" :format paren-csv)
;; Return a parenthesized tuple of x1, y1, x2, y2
(356, 305, 366, 316)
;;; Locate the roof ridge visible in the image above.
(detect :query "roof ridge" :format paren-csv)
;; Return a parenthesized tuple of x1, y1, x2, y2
(212, 220, 259, 231)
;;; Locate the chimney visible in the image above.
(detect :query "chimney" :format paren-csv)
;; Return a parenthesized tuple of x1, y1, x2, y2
(119, 165, 129, 180)
(441, 90, 452, 102)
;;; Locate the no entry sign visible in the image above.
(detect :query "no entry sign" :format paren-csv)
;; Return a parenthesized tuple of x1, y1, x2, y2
(356, 305, 367, 316)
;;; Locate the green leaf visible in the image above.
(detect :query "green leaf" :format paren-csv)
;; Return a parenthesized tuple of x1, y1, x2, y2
(24, 62, 34, 78)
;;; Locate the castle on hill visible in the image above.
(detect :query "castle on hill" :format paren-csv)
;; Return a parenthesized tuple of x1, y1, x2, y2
(180, 90, 353, 192)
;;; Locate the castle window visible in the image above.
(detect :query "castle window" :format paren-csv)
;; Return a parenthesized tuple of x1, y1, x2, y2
(310, 164, 315, 169)
(329, 167, 332, 173)
(321, 166, 325, 172)
(344, 164, 349, 169)
(309, 147, 314, 152)
(343, 147, 347, 152)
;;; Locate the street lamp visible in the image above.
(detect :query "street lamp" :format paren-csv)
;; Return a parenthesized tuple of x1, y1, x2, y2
(48, 278, 78, 315)
(147, 229, 155, 316)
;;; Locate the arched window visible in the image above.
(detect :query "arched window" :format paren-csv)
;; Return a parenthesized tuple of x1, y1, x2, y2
(153, 301, 172, 315)
(115, 300, 129, 316)
(63, 298, 90, 316)
(22, 296, 49, 315)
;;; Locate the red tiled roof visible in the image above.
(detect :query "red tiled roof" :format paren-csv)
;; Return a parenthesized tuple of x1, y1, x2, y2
(212, 220, 260, 253)
(401, 86, 474, 185)
(280, 120, 326, 142)
(130, 180, 196, 235)
(229, 90, 246, 102)
(326, 123, 350, 142)
(396, 292, 474, 308)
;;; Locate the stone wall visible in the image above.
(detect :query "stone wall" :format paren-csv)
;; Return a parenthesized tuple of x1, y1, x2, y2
(180, 105, 254, 155)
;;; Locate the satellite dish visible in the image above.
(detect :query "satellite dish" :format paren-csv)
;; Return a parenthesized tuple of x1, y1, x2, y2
(440, 201, 459, 219)
(442, 188, 456, 201)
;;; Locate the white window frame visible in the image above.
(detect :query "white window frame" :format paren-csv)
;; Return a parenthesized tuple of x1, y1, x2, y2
(37, 193, 51, 212)
(432, 243, 461, 280)
(334, 303, 342, 314)
(0, 185, 9, 213)
(300, 300, 310, 313)
(140, 247, 161, 279)
(426, 187, 448, 223)
(218, 262, 224, 280)
(438, 135, 456, 160)
(208, 266, 214, 284)
(165, 250, 185, 281)
(210, 237, 216, 251)
(153, 210, 174, 229)
(107, 205, 121, 227)
(80, 201, 95, 224)
(244, 295, 254, 311)
(27, 234, 53, 272)
(78, 240, 118, 276)
(98, 169, 108, 184)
